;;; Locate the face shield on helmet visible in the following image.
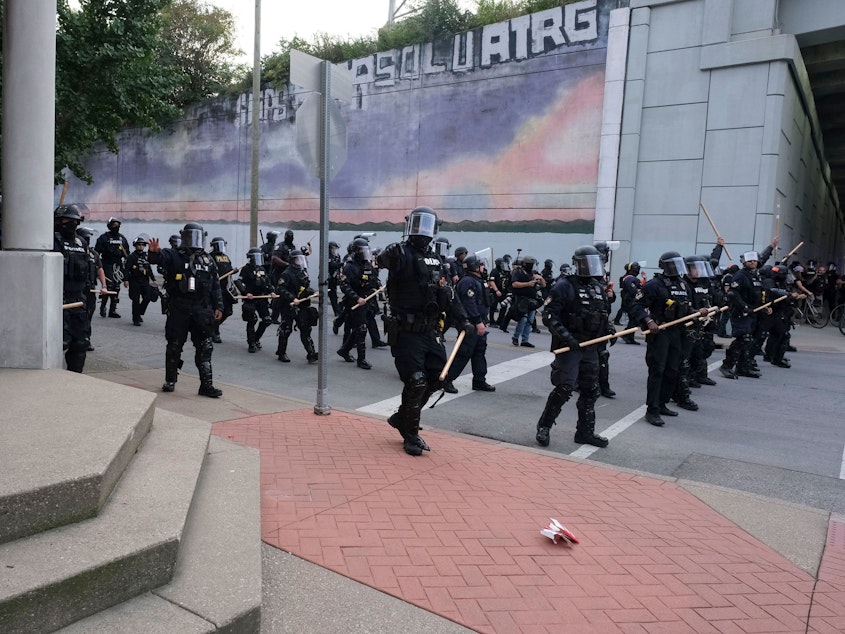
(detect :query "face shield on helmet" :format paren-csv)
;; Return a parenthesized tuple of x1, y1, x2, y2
(291, 252, 308, 270)
(434, 238, 450, 259)
(329, 241, 339, 256)
(740, 251, 759, 265)
(210, 237, 226, 254)
(247, 249, 265, 267)
(658, 251, 686, 277)
(573, 253, 605, 277)
(684, 257, 711, 279)
(169, 235, 181, 248)
(180, 223, 204, 249)
(406, 207, 438, 241)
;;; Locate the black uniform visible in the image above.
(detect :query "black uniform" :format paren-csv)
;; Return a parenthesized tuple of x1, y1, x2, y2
(337, 255, 380, 369)
(629, 273, 692, 423)
(723, 265, 765, 378)
(763, 270, 794, 367)
(686, 275, 718, 386)
(377, 239, 470, 455)
(148, 245, 223, 396)
(537, 275, 610, 447)
(443, 269, 493, 391)
(125, 248, 156, 325)
(54, 231, 92, 372)
(95, 228, 129, 317)
(211, 250, 237, 342)
(275, 263, 318, 363)
(238, 261, 274, 352)
(327, 246, 342, 315)
(618, 272, 642, 343)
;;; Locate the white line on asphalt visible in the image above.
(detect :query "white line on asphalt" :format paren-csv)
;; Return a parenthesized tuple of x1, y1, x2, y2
(356, 351, 553, 417)
(569, 359, 725, 459)
(840, 445, 845, 480)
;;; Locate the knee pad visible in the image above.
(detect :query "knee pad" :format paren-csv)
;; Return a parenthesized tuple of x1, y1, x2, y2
(403, 371, 428, 406)
(195, 337, 213, 363)
(549, 384, 574, 408)
(261, 314, 273, 325)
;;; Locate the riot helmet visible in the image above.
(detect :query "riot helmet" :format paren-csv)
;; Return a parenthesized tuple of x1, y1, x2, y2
(433, 236, 451, 259)
(559, 263, 572, 275)
(405, 206, 438, 250)
(769, 265, 788, 283)
(739, 251, 759, 265)
(624, 261, 641, 276)
(266, 230, 279, 245)
(759, 265, 773, 278)
(454, 246, 468, 259)
(290, 248, 308, 270)
(210, 237, 227, 253)
(351, 237, 371, 262)
(462, 254, 482, 274)
(500, 257, 512, 273)
(684, 255, 712, 279)
(180, 222, 204, 249)
(284, 229, 295, 245)
(521, 255, 538, 274)
(246, 247, 265, 267)
(544, 259, 554, 270)
(106, 216, 121, 232)
(593, 240, 620, 263)
(133, 233, 150, 247)
(169, 234, 181, 248)
(329, 241, 340, 256)
(658, 251, 687, 277)
(77, 226, 96, 243)
(572, 245, 605, 277)
(709, 257, 720, 271)
(55, 204, 86, 223)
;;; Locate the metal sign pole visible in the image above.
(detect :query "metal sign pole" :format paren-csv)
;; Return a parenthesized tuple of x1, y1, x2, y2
(315, 60, 332, 415)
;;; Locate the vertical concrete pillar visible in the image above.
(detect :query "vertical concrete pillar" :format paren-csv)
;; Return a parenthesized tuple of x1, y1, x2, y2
(0, 0, 63, 369)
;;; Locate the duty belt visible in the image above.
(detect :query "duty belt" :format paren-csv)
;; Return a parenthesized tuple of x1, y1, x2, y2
(395, 311, 436, 333)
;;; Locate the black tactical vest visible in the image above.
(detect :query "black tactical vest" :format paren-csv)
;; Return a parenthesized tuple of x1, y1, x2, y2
(564, 277, 609, 339)
(659, 275, 692, 321)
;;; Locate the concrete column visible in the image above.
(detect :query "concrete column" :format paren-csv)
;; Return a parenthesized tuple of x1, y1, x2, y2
(0, 0, 63, 369)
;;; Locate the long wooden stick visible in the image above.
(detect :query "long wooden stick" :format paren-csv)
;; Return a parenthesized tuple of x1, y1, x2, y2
(291, 291, 319, 306)
(219, 266, 242, 280)
(552, 306, 724, 354)
(233, 294, 276, 300)
(439, 330, 466, 382)
(351, 286, 385, 310)
(62, 301, 84, 310)
(781, 241, 804, 262)
(59, 181, 68, 206)
(752, 293, 789, 313)
(89, 289, 118, 294)
(699, 203, 733, 261)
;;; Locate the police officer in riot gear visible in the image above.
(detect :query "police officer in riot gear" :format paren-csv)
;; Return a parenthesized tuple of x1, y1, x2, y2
(377, 206, 472, 456)
(617, 262, 642, 343)
(327, 241, 342, 315)
(54, 204, 92, 372)
(684, 255, 718, 387)
(442, 254, 496, 394)
(94, 216, 130, 318)
(148, 223, 224, 397)
(125, 234, 156, 326)
(721, 251, 768, 379)
(764, 264, 803, 367)
(630, 251, 707, 426)
(210, 237, 236, 343)
(337, 237, 380, 369)
(536, 245, 610, 448)
(238, 248, 275, 354)
(77, 226, 107, 330)
(275, 249, 319, 363)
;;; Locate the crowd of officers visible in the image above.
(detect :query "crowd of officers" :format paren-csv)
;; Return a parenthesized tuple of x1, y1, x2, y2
(53, 202, 841, 457)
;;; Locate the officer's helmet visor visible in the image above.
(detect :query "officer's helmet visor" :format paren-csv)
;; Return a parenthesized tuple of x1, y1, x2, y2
(249, 252, 265, 267)
(686, 260, 710, 279)
(292, 254, 308, 269)
(357, 245, 372, 261)
(181, 228, 204, 249)
(574, 254, 605, 277)
(742, 251, 759, 264)
(212, 240, 226, 254)
(661, 256, 688, 277)
(407, 212, 437, 239)
(435, 241, 449, 258)
(500, 260, 511, 272)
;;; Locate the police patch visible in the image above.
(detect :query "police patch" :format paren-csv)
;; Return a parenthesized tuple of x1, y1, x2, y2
(467, 289, 475, 297)
(634, 290, 644, 300)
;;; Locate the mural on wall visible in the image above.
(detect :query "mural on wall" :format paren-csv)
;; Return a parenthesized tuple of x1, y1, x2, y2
(74, 0, 611, 235)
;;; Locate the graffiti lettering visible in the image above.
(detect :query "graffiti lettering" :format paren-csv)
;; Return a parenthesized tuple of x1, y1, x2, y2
(237, 0, 600, 124)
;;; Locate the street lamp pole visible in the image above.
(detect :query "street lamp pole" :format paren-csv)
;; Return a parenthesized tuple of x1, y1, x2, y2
(249, 0, 261, 248)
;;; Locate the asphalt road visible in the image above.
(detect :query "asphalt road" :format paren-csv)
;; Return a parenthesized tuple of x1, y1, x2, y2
(88, 299, 845, 514)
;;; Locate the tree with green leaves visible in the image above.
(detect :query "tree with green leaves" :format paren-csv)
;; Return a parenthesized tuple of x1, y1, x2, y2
(160, 0, 246, 107)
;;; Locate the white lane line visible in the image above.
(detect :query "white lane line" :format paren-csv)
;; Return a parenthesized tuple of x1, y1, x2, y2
(840, 445, 845, 480)
(356, 351, 553, 417)
(569, 406, 647, 459)
(572, 360, 723, 459)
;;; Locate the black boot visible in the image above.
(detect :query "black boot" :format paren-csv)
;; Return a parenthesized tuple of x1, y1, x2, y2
(535, 385, 572, 447)
(337, 345, 355, 362)
(197, 361, 222, 398)
(162, 350, 180, 392)
(356, 344, 371, 370)
(305, 338, 318, 363)
(276, 336, 290, 362)
(108, 297, 121, 318)
(99, 296, 108, 318)
(574, 399, 608, 447)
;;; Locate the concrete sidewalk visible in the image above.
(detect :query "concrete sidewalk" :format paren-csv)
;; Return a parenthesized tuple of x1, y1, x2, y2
(87, 323, 845, 633)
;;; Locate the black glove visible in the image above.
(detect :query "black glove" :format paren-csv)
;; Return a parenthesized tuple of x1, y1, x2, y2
(459, 320, 475, 337)
(607, 325, 617, 346)
(563, 335, 580, 351)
